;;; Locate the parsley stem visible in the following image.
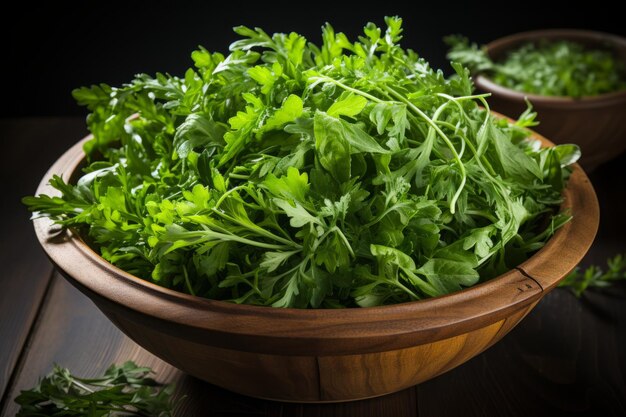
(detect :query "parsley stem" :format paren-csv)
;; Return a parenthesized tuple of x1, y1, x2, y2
(182, 265, 195, 296)
(190, 226, 295, 250)
(213, 185, 247, 209)
(309, 76, 384, 103)
(228, 173, 250, 179)
(391, 278, 419, 300)
(363, 202, 406, 228)
(330, 226, 355, 259)
(526, 214, 572, 244)
(209, 185, 302, 248)
(465, 209, 498, 223)
(70, 379, 95, 393)
(384, 86, 467, 214)
(211, 209, 301, 248)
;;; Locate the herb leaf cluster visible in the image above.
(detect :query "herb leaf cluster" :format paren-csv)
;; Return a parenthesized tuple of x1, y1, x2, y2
(560, 254, 626, 297)
(15, 362, 174, 417)
(25, 18, 578, 308)
(446, 36, 626, 97)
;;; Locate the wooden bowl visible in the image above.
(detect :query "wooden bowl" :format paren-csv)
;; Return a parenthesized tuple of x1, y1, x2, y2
(32, 128, 598, 403)
(474, 29, 626, 171)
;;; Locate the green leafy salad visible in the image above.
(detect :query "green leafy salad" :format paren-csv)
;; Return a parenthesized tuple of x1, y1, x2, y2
(446, 36, 626, 97)
(24, 17, 580, 308)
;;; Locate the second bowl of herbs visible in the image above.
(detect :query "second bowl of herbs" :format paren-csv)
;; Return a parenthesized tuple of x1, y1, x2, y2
(446, 29, 626, 170)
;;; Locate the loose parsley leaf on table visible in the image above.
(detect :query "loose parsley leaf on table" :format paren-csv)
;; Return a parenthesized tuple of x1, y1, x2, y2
(15, 362, 174, 417)
(24, 17, 579, 308)
(445, 36, 626, 97)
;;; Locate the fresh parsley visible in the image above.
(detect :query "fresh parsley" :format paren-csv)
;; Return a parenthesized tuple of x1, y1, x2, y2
(446, 36, 626, 97)
(559, 254, 626, 297)
(15, 362, 174, 417)
(24, 17, 579, 308)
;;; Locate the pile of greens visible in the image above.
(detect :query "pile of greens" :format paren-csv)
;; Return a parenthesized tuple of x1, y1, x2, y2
(446, 36, 626, 97)
(25, 17, 579, 308)
(15, 362, 174, 417)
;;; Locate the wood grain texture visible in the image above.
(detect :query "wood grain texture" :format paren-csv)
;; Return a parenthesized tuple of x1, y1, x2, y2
(0, 118, 86, 403)
(27, 119, 598, 401)
(0, 274, 419, 416)
(0, 220, 52, 402)
(316, 319, 507, 401)
(106, 308, 321, 402)
(416, 287, 626, 417)
(0, 274, 174, 417)
(474, 29, 626, 170)
(103, 301, 536, 402)
(485, 300, 539, 350)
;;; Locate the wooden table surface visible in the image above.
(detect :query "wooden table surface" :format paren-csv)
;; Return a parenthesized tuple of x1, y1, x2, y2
(1, 118, 625, 417)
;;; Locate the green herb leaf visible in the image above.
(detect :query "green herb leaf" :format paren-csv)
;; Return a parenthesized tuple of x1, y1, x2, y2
(15, 362, 175, 417)
(326, 93, 368, 118)
(559, 254, 626, 297)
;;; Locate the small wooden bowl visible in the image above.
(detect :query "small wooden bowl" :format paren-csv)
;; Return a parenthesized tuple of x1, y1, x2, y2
(32, 128, 598, 402)
(474, 29, 626, 171)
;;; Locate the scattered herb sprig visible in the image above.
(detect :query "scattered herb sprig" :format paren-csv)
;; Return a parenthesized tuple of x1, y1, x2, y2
(15, 362, 174, 417)
(446, 36, 626, 97)
(559, 254, 626, 297)
(24, 17, 579, 308)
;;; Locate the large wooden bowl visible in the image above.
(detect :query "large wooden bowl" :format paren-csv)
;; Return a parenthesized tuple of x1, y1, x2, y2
(474, 29, 626, 171)
(32, 129, 598, 402)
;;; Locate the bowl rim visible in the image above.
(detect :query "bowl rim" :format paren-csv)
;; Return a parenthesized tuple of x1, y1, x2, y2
(473, 28, 626, 107)
(32, 121, 599, 356)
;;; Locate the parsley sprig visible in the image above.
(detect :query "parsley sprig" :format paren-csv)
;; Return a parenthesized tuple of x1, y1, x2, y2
(15, 362, 174, 417)
(559, 254, 626, 297)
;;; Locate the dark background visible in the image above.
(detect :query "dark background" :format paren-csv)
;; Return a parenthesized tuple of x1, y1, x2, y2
(3, 1, 625, 117)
